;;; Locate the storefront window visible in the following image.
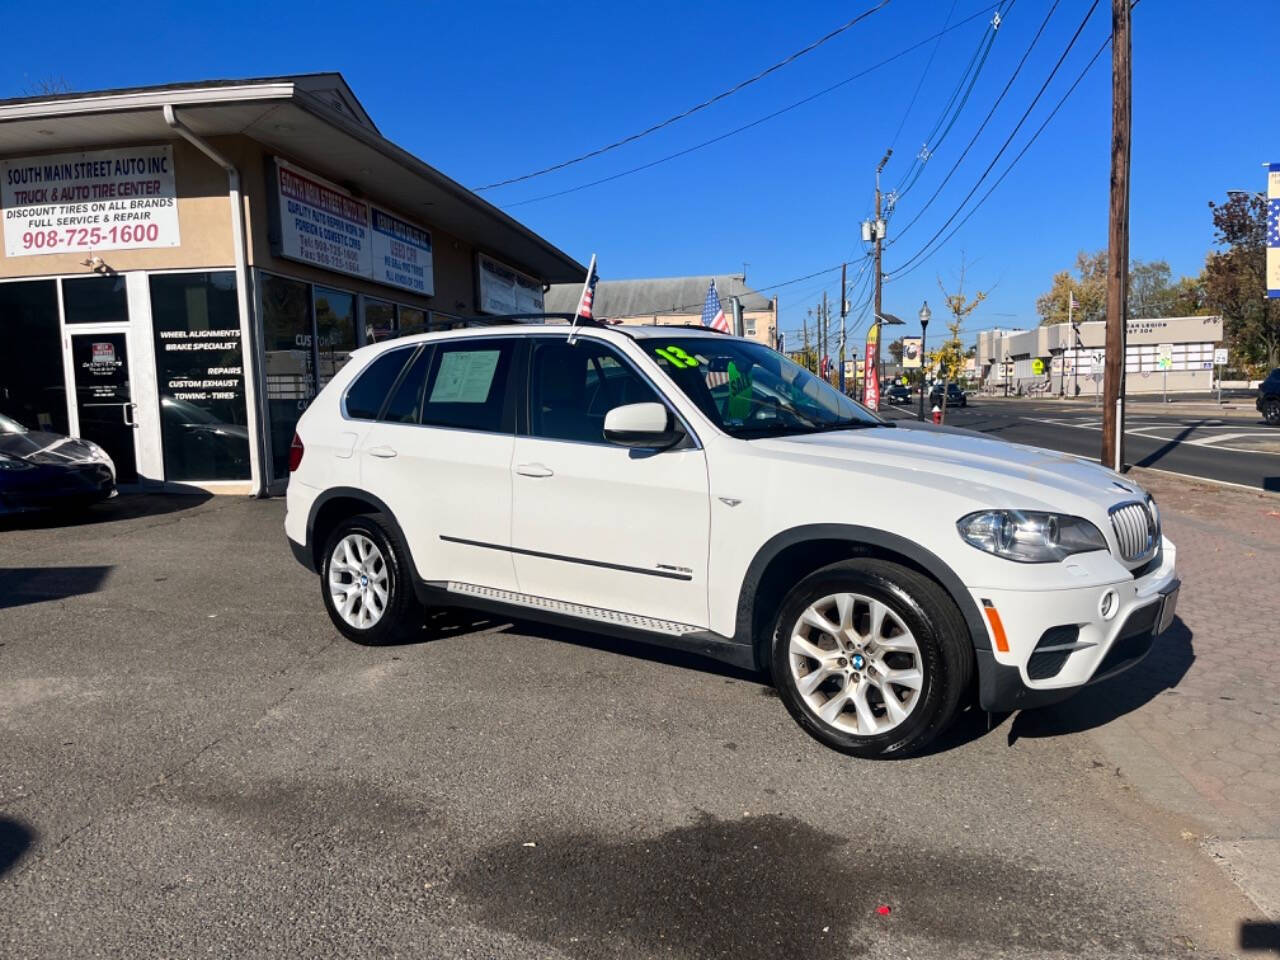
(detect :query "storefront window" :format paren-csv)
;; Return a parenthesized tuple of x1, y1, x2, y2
(315, 287, 355, 390)
(398, 307, 426, 337)
(63, 274, 129, 324)
(261, 274, 314, 480)
(149, 272, 250, 481)
(364, 298, 396, 343)
(0, 280, 67, 435)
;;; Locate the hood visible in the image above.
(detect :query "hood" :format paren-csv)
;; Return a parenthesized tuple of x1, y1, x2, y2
(0, 429, 104, 466)
(751, 423, 1142, 514)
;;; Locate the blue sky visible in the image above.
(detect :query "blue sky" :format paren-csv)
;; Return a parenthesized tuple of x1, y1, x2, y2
(5, 0, 1273, 348)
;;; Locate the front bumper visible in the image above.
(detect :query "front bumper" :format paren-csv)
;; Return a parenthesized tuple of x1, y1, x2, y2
(0, 462, 115, 514)
(972, 537, 1179, 712)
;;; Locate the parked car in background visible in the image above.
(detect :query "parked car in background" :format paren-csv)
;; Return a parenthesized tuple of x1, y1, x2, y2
(0, 413, 115, 514)
(1257, 368, 1280, 425)
(885, 383, 912, 405)
(929, 382, 968, 408)
(286, 323, 1178, 758)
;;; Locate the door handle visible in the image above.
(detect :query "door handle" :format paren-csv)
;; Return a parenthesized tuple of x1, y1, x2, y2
(122, 403, 138, 428)
(367, 445, 398, 459)
(515, 462, 554, 478)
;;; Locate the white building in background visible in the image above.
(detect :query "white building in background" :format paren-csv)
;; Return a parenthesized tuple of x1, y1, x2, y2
(974, 316, 1224, 396)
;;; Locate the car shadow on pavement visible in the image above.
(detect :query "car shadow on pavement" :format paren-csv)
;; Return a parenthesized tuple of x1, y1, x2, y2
(0, 492, 212, 532)
(1005, 616, 1195, 745)
(1239, 920, 1280, 954)
(0, 816, 35, 878)
(0, 565, 113, 611)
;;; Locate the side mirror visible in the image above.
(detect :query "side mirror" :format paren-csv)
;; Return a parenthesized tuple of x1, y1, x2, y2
(602, 402, 684, 449)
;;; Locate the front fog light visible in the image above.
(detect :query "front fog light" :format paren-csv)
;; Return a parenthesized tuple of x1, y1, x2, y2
(1099, 589, 1119, 620)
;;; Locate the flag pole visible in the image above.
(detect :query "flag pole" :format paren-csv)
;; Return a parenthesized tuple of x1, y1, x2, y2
(567, 252, 597, 345)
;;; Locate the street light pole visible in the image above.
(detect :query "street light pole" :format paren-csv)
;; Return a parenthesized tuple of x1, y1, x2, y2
(917, 300, 931, 421)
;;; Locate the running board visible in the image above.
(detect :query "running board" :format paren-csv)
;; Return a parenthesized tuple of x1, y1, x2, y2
(444, 582, 701, 637)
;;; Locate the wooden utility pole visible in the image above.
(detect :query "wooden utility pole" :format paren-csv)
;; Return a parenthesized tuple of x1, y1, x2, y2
(821, 290, 830, 382)
(869, 149, 892, 408)
(839, 262, 848, 393)
(1100, 0, 1131, 470)
(803, 315, 811, 371)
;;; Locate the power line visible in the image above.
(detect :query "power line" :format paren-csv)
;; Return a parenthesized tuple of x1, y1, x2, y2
(885, 0, 1103, 277)
(474, 0, 890, 192)
(498, 2, 1003, 209)
(886, 27, 1112, 283)
(886, 0, 960, 153)
(890, 0, 1061, 243)
(890, 0, 1009, 202)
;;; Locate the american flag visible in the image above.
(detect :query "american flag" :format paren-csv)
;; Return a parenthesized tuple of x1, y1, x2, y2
(576, 257, 599, 320)
(1069, 292, 1079, 311)
(702, 279, 731, 333)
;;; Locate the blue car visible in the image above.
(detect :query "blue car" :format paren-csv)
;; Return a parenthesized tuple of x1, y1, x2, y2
(0, 413, 116, 515)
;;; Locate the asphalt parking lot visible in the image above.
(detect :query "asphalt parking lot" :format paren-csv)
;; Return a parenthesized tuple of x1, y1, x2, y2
(0, 493, 1273, 958)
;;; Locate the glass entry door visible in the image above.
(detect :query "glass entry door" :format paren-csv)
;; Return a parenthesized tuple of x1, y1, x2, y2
(69, 330, 138, 482)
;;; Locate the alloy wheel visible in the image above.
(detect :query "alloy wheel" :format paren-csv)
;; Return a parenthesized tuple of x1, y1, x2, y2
(787, 592, 923, 736)
(328, 533, 389, 629)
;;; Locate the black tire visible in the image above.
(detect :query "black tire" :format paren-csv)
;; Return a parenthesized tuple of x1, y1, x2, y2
(1263, 397, 1280, 426)
(320, 513, 420, 646)
(770, 558, 973, 758)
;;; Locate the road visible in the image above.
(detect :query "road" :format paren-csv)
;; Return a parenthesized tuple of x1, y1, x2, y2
(0, 495, 1269, 959)
(881, 396, 1280, 491)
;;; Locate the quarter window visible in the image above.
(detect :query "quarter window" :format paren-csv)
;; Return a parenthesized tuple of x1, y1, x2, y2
(345, 347, 415, 420)
(529, 339, 661, 444)
(381, 346, 432, 424)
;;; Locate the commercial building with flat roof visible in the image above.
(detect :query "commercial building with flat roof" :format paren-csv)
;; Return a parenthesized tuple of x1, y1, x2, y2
(975, 315, 1224, 397)
(0, 74, 582, 495)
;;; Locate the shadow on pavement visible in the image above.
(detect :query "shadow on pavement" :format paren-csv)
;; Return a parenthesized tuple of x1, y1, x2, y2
(0, 565, 113, 611)
(0, 816, 35, 878)
(0, 492, 212, 532)
(1006, 616, 1194, 744)
(1240, 921, 1280, 954)
(1133, 422, 1206, 469)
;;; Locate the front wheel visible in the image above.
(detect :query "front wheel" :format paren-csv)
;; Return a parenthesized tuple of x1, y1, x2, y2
(1263, 397, 1280, 426)
(320, 514, 419, 645)
(771, 559, 972, 758)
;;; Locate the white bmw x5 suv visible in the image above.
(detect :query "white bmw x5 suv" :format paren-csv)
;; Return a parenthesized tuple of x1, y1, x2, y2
(285, 322, 1179, 757)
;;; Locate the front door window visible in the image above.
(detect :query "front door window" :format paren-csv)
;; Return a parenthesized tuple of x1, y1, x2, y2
(70, 331, 137, 482)
(63, 275, 129, 324)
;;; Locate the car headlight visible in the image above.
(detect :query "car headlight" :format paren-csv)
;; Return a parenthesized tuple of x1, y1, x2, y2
(0, 452, 35, 471)
(957, 510, 1108, 563)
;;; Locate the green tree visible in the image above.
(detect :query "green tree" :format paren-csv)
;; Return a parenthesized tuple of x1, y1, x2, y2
(1205, 191, 1280, 371)
(887, 338, 904, 363)
(1037, 250, 1207, 325)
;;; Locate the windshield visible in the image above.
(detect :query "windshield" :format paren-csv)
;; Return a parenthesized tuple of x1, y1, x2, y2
(639, 337, 884, 438)
(0, 413, 28, 434)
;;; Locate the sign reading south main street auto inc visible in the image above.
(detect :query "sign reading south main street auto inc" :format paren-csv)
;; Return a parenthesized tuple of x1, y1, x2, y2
(1, 145, 180, 258)
(273, 158, 371, 279)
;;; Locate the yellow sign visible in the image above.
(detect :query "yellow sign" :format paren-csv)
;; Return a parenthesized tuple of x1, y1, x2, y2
(1032, 358, 1045, 376)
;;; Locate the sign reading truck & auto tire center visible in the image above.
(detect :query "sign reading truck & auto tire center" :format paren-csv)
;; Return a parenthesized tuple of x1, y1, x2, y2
(1, 145, 180, 257)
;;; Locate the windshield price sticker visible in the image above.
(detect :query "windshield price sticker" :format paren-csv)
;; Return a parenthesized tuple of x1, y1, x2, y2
(656, 345, 702, 368)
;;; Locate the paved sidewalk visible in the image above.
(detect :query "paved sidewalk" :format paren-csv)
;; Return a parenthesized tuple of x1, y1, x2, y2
(1014, 469, 1280, 917)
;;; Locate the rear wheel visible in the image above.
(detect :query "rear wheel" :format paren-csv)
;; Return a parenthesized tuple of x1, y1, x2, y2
(1263, 397, 1280, 426)
(771, 558, 972, 758)
(321, 514, 419, 645)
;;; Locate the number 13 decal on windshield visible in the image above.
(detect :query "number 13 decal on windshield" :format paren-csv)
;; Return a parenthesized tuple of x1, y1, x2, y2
(655, 345, 701, 368)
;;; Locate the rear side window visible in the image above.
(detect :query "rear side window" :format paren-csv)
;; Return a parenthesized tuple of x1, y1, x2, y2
(421, 339, 515, 433)
(345, 348, 414, 420)
(381, 346, 431, 424)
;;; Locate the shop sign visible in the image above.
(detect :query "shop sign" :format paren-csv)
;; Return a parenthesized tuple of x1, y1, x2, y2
(478, 252, 543, 315)
(370, 207, 434, 296)
(274, 159, 371, 279)
(2, 145, 180, 257)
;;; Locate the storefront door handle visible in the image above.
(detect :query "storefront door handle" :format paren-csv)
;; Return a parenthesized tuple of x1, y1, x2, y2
(122, 403, 138, 428)
(367, 445, 398, 459)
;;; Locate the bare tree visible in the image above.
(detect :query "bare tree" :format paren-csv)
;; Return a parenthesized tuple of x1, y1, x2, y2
(933, 257, 990, 424)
